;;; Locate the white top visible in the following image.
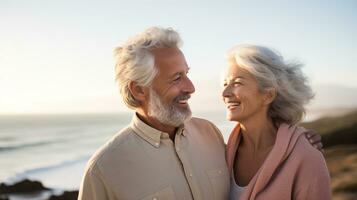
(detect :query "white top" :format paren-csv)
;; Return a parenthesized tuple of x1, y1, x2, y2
(229, 170, 246, 200)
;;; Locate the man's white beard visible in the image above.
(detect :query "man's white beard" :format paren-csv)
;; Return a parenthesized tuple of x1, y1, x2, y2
(148, 88, 192, 127)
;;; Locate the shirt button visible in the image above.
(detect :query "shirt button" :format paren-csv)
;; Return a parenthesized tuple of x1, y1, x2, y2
(189, 173, 193, 177)
(218, 170, 222, 174)
(155, 142, 159, 146)
(176, 148, 180, 151)
(153, 198, 157, 200)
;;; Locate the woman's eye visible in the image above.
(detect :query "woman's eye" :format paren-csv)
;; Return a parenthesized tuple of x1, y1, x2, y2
(233, 82, 242, 86)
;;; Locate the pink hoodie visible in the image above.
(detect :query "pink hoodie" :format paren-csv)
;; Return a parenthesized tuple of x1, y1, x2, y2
(226, 123, 332, 200)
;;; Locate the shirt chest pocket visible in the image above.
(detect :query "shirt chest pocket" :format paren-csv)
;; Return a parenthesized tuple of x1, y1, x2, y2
(206, 167, 230, 200)
(140, 186, 176, 200)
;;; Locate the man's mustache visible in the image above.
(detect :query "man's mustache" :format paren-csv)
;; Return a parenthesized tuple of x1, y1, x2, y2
(174, 93, 191, 102)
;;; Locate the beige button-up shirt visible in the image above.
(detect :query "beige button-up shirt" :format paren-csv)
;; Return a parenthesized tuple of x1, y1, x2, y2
(78, 114, 229, 200)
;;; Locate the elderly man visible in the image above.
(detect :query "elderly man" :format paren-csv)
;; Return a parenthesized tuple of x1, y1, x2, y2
(78, 27, 229, 200)
(78, 27, 322, 200)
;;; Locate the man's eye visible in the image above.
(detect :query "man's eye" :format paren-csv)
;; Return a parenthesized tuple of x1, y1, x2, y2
(173, 76, 181, 82)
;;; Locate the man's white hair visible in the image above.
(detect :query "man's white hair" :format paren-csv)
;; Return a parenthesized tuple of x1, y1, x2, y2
(114, 27, 182, 109)
(227, 44, 314, 125)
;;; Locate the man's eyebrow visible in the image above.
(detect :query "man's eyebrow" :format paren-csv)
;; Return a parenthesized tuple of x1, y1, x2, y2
(169, 67, 190, 79)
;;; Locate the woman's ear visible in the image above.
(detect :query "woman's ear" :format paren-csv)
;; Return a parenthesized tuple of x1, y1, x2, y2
(263, 88, 277, 105)
(128, 81, 148, 103)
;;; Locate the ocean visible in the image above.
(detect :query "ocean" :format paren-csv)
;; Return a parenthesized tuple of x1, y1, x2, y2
(0, 112, 235, 191)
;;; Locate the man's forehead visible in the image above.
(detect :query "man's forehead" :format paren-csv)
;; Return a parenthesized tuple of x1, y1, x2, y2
(152, 47, 182, 57)
(153, 48, 188, 74)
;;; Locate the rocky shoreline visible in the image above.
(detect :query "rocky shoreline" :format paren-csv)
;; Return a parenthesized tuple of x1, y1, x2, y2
(0, 179, 78, 200)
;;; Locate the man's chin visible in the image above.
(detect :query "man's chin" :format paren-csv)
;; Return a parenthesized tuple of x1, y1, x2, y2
(169, 108, 192, 125)
(176, 105, 191, 116)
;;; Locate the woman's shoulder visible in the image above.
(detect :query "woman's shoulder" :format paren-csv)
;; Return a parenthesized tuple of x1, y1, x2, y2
(290, 133, 326, 166)
(287, 129, 332, 199)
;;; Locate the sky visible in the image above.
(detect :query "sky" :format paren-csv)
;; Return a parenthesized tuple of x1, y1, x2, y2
(1, 0, 357, 114)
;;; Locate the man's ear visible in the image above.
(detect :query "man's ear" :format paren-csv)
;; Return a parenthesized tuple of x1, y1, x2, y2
(128, 81, 148, 103)
(263, 88, 277, 105)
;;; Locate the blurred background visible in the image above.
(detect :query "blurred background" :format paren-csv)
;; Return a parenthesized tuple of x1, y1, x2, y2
(1, 0, 356, 199)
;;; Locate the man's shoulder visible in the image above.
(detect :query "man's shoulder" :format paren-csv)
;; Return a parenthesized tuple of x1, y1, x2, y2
(186, 117, 215, 127)
(186, 117, 219, 132)
(85, 125, 137, 169)
(186, 117, 224, 141)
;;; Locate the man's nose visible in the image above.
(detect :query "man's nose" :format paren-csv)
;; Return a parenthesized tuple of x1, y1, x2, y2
(183, 76, 195, 94)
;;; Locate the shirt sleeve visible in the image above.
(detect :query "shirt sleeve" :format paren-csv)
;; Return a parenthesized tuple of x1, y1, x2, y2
(78, 163, 116, 200)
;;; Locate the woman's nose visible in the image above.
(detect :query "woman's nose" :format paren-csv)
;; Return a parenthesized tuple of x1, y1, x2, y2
(222, 85, 232, 98)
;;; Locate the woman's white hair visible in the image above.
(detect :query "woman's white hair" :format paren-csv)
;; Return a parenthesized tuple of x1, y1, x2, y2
(114, 27, 182, 109)
(227, 44, 314, 125)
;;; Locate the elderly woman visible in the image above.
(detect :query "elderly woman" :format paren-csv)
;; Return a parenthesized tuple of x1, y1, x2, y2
(223, 45, 331, 200)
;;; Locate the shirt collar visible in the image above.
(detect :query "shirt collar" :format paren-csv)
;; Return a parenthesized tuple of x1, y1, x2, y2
(130, 113, 186, 148)
(177, 125, 186, 137)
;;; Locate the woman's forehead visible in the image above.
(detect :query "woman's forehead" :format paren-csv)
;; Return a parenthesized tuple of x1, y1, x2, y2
(224, 65, 250, 80)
